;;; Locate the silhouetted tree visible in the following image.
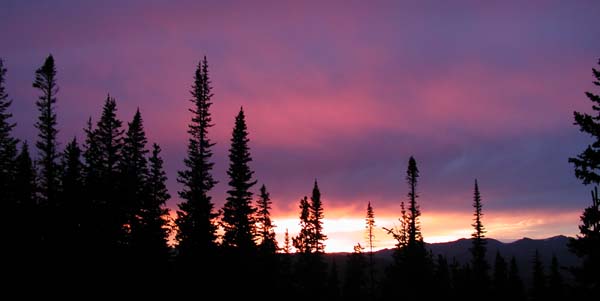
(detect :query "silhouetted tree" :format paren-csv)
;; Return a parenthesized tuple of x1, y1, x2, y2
(383, 156, 431, 301)
(383, 201, 409, 248)
(470, 179, 489, 292)
(132, 143, 171, 272)
(0, 58, 18, 206)
(343, 244, 367, 301)
(365, 201, 376, 299)
(89, 95, 125, 255)
(293, 183, 329, 298)
(13, 142, 38, 254)
(0, 58, 19, 264)
(176, 57, 219, 263)
(568, 187, 600, 294)
(81, 117, 100, 250)
(33, 55, 60, 210)
(531, 250, 546, 301)
(221, 107, 257, 251)
(492, 252, 508, 301)
(121, 109, 149, 248)
(60, 138, 84, 248)
(256, 184, 277, 253)
(568, 57, 600, 296)
(548, 254, 565, 301)
(406, 156, 422, 245)
(33, 55, 60, 254)
(219, 107, 258, 295)
(508, 256, 526, 301)
(309, 180, 327, 253)
(278, 228, 294, 298)
(569, 59, 600, 185)
(293, 196, 312, 254)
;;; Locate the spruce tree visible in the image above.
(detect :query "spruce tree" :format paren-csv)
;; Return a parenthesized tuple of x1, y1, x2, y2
(0, 58, 18, 205)
(33, 55, 60, 211)
(365, 201, 376, 299)
(133, 143, 170, 266)
(293, 185, 328, 298)
(531, 250, 546, 301)
(470, 179, 489, 291)
(568, 58, 600, 295)
(176, 57, 219, 261)
(279, 228, 294, 297)
(221, 107, 257, 251)
(92, 95, 124, 251)
(13, 142, 38, 253)
(406, 156, 422, 245)
(309, 180, 327, 253)
(256, 184, 277, 253)
(82, 117, 101, 249)
(569, 58, 600, 184)
(121, 109, 149, 244)
(293, 196, 312, 254)
(383, 156, 431, 301)
(60, 138, 84, 246)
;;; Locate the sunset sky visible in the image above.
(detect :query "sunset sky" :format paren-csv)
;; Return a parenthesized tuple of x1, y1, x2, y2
(2, 0, 600, 252)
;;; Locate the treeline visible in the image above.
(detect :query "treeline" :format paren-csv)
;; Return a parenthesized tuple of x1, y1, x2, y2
(0, 55, 598, 298)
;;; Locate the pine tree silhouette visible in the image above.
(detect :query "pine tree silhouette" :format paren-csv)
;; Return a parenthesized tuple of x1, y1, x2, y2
(470, 179, 489, 293)
(121, 109, 149, 250)
(33, 55, 61, 255)
(33, 55, 60, 210)
(406, 156, 422, 245)
(293, 182, 328, 298)
(60, 138, 84, 250)
(568, 58, 600, 296)
(132, 143, 171, 275)
(256, 184, 278, 254)
(220, 107, 258, 296)
(222, 107, 257, 251)
(0, 58, 20, 266)
(309, 180, 327, 253)
(383, 156, 431, 301)
(0, 58, 18, 207)
(293, 196, 312, 254)
(88, 95, 125, 259)
(176, 57, 219, 264)
(365, 201, 376, 300)
(13, 142, 38, 261)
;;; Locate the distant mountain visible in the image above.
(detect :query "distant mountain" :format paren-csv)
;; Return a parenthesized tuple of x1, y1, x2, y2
(325, 236, 578, 284)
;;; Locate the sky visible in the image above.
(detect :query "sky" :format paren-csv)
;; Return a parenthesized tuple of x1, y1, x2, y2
(2, 0, 600, 252)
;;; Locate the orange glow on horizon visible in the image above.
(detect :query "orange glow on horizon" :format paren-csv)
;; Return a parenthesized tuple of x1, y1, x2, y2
(272, 209, 581, 253)
(166, 204, 581, 253)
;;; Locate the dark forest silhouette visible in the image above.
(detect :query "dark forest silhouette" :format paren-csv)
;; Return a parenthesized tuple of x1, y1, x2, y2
(0, 55, 599, 298)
